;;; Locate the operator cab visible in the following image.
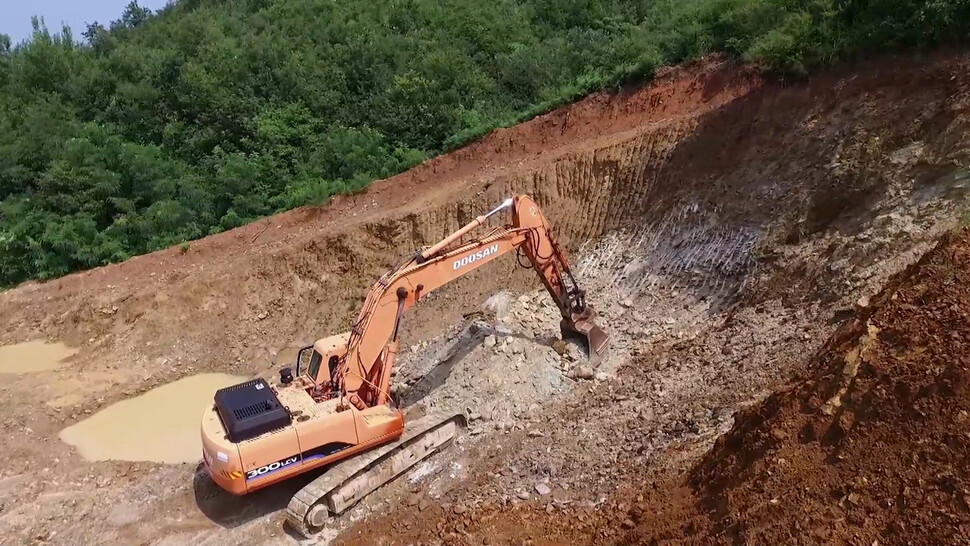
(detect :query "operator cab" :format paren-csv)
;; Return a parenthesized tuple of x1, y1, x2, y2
(295, 332, 351, 399)
(303, 350, 339, 384)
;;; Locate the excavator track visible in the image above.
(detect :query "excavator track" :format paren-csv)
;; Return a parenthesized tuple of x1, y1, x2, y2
(285, 413, 466, 537)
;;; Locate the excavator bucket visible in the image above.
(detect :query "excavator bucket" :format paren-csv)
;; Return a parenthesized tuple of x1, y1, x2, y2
(562, 308, 610, 362)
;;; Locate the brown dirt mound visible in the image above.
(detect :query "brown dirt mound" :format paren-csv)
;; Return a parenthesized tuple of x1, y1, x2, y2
(336, 229, 970, 546)
(619, 228, 970, 545)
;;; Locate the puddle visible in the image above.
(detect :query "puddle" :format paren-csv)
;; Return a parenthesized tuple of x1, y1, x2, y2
(0, 340, 78, 374)
(60, 373, 246, 464)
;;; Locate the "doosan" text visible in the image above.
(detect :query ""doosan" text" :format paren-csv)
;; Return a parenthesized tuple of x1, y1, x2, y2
(452, 244, 499, 270)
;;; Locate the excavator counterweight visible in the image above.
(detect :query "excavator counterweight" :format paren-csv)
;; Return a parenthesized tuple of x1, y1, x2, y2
(200, 195, 609, 536)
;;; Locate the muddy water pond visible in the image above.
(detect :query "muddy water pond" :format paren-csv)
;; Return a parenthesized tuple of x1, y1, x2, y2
(60, 373, 246, 464)
(0, 340, 78, 374)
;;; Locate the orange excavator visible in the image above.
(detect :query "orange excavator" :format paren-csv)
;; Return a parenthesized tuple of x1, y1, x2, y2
(200, 195, 608, 536)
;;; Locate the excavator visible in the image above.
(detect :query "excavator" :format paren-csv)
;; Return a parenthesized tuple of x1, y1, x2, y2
(200, 195, 608, 536)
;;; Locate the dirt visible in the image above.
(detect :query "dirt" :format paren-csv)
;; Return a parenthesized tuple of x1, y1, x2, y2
(668, 229, 970, 545)
(1, 51, 970, 545)
(455, 227, 970, 546)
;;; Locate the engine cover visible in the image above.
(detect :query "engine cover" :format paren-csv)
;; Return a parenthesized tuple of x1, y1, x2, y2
(214, 378, 291, 443)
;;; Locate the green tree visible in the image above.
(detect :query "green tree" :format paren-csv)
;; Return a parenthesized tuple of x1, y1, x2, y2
(2, 0, 970, 287)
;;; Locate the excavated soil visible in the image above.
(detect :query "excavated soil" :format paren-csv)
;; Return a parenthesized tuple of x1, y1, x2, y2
(1, 51, 970, 545)
(385, 228, 970, 546)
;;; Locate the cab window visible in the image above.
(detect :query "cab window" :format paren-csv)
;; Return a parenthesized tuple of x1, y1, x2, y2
(308, 350, 324, 380)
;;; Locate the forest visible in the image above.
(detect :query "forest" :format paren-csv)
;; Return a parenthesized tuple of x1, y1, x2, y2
(1, 0, 969, 286)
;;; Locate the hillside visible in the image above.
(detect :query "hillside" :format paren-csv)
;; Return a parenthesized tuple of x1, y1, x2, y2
(0, 48, 969, 545)
(3, 0, 970, 286)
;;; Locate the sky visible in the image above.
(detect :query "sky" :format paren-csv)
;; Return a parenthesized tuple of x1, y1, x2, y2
(1, 0, 172, 45)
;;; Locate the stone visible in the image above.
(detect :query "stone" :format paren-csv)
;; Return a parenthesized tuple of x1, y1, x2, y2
(535, 483, 551, 496)
(552, 340, 567, 356)
(484, 336, 497, 348)
(483, 292, 511, 316)
(594, 372, 609, 381)
(565, 343, 585, 362)
(568, 365, 595, 380)
(517, 490, 531, 500)
(856, 295, 870, 308)
(495, 421, 513, 432)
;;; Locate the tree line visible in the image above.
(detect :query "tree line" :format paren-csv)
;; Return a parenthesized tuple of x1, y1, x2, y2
(1, 0, 968, 287)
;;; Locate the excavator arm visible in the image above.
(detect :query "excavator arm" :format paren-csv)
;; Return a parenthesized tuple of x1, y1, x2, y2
(334, 195, 609, 410)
